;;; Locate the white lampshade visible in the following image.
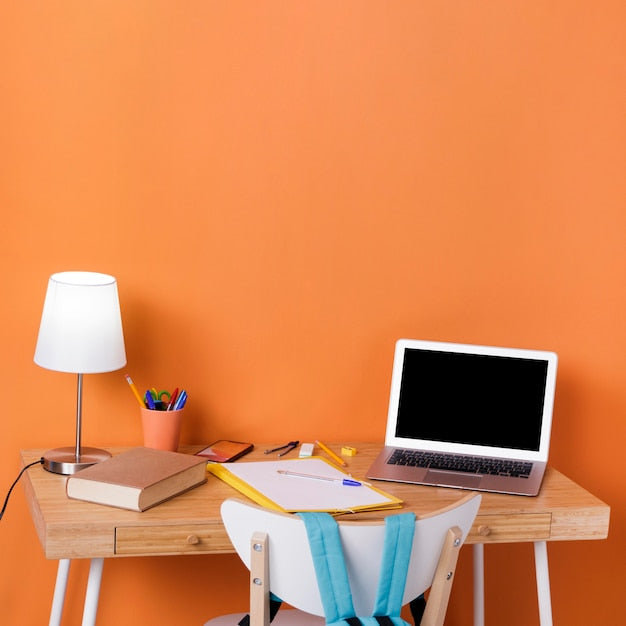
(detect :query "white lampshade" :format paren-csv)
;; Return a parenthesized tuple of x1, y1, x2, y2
(34, 271, 127, 374)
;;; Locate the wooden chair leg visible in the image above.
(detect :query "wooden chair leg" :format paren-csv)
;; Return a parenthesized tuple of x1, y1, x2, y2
(250, 532, 270, 626)
(420, 526, 463, 626)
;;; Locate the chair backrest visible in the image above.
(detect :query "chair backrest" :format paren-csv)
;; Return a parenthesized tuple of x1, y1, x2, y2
(220, 492, 481, 624)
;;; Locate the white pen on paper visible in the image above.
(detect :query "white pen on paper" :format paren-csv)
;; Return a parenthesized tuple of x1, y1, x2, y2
(277, 469, 371, 487)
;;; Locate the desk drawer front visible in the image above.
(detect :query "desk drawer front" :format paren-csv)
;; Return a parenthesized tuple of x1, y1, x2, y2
(468, 513, 551, 543)
(116, 524, 231, 555)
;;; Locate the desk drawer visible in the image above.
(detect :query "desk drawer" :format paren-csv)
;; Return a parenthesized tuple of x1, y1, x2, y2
(115, 524, 232, 556)
(467, 513, 551, 543)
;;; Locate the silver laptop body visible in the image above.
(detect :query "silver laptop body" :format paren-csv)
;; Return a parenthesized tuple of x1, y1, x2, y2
(366, 339, 558, 496)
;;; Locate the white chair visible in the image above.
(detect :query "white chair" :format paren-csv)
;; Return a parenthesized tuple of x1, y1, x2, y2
(205, 493, 481, 626)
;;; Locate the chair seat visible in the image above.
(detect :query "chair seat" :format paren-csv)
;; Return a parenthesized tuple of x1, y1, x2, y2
(205, 609, 324, 625)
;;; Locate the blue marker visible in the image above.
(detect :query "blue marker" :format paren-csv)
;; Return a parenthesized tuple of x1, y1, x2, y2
(144, 390, 156, 410)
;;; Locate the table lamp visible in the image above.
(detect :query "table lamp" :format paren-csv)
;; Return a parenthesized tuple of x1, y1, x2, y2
(34, 271, 127, 474)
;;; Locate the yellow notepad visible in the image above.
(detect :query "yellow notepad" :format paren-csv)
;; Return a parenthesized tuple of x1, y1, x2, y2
(207, 456, 402, 514)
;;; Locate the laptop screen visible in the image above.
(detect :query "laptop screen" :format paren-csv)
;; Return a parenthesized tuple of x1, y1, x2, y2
(386, 340, 558, 461)
(396, 349, 548, 451)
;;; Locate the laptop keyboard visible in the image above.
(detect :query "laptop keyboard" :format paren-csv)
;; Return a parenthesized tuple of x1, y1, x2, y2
(387, 449, 532, 478)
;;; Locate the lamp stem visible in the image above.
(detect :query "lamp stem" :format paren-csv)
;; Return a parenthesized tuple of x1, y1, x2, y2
(41, 373, 111, 474)
(75, 373, 83, 462)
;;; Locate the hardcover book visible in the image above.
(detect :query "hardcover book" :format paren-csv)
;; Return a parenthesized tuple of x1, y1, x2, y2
(66, 447, 207, 511)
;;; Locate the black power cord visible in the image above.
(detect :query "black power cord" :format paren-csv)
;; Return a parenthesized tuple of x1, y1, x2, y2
(0, 457, 44, 521)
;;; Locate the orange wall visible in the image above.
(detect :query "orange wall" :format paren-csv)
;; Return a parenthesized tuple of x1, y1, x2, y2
(1, 2, 624, 624)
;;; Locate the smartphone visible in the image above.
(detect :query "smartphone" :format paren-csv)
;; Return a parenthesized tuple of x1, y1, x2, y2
(195, 440, 254, 463)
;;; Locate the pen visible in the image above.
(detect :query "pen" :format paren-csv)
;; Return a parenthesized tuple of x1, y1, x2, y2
(125, 374, 147, 408)
(173, 389, 187, 410)
(167, 388, 179, 411)
(315, 440, 347, 467)
(277, 469, 369, 487)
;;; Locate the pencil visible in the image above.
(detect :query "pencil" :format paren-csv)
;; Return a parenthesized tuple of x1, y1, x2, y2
(315, 440, 347, 467)
(125, 374, 146, 408)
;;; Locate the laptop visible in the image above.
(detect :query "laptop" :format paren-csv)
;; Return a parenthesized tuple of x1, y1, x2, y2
(366, 339, 558, 496)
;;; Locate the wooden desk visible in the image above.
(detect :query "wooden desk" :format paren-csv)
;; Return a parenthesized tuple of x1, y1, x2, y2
(21, 444, 609, 625)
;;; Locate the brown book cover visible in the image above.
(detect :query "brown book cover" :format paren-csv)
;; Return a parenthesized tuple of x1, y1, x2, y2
(66, 447, 207, 511)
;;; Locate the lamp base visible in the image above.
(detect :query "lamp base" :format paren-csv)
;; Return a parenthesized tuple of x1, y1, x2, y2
(43, 446, 112, 475)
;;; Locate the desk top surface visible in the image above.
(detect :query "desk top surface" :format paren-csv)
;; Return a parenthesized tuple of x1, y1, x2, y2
(20, 444, 610, 560)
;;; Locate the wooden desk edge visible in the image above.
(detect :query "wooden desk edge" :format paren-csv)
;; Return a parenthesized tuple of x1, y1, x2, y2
(20, 446, 611, 559)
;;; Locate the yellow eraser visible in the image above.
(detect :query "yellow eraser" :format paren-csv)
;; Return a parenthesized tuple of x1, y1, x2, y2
(341, 446, 357, 456)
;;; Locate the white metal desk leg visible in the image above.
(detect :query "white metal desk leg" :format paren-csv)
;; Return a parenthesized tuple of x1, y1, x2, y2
(534, 541, 553, 626)
(473, 544, 485, 626)
(81, 558, 104, 626)
(49, 559, 71, 626)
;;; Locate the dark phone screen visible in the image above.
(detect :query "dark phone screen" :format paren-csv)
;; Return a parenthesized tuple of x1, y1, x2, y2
(195, 440, 253, 462)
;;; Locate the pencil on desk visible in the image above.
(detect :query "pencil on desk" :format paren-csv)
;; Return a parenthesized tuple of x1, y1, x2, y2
(315, 440, 347, 467)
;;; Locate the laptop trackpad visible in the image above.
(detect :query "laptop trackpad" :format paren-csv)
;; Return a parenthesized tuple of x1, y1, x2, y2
(425, 470, 482, 489)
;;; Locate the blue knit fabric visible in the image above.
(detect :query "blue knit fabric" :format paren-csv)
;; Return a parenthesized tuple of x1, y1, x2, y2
(297, 512, 416, 626)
